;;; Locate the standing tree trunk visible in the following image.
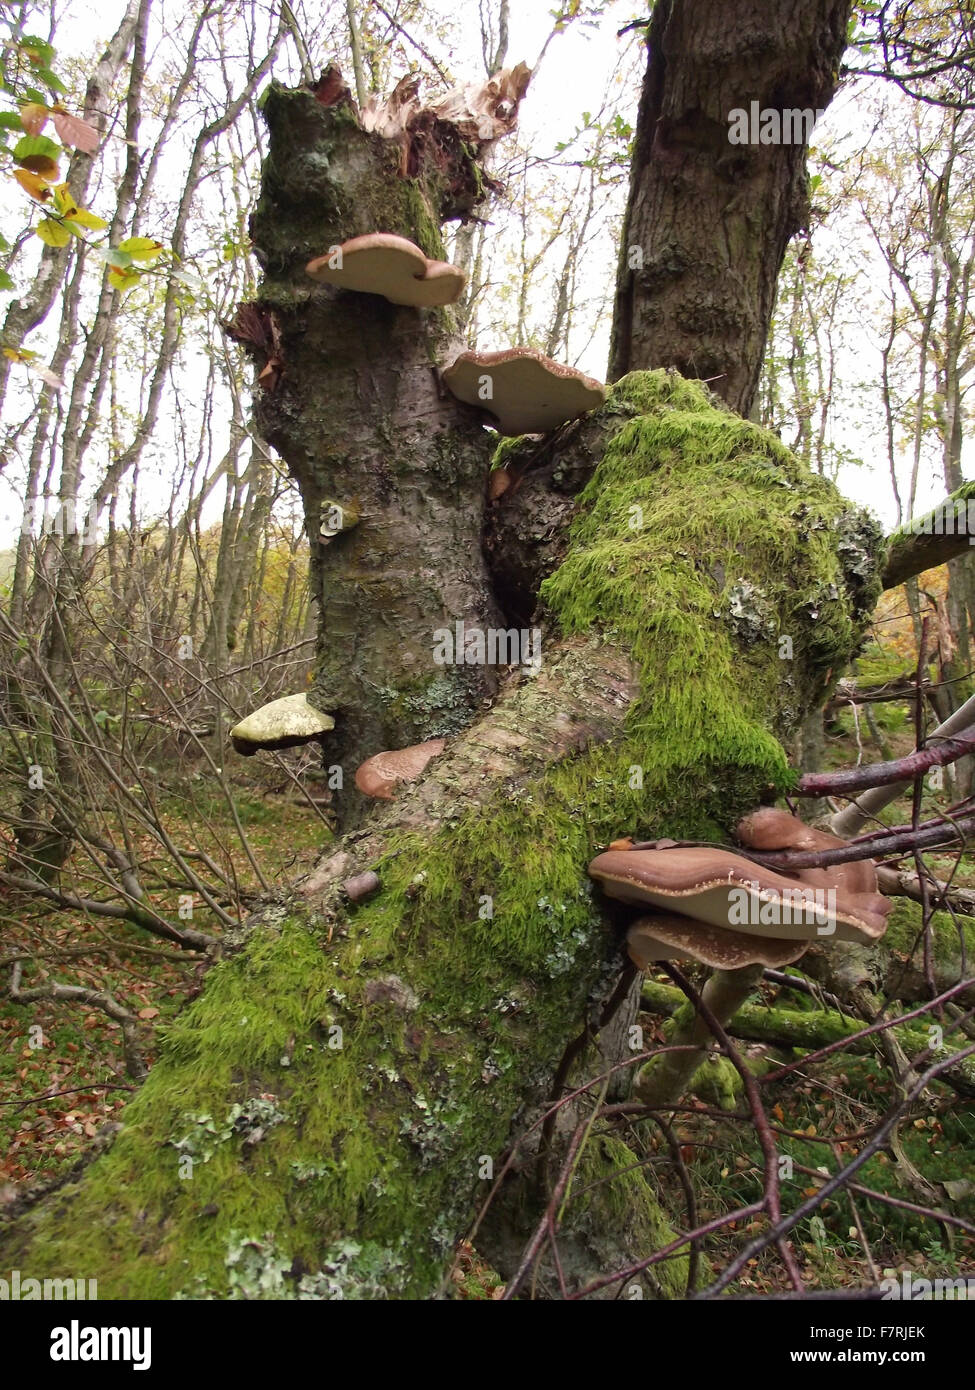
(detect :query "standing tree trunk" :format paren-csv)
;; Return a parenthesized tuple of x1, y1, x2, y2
(609, 0, 851, 416)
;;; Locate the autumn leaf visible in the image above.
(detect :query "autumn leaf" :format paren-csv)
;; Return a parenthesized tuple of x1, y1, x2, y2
(2, 346, 63, 389)
(109, 264, 141, 292)
(20, 102, 48, 136)
(13, 133, 61, 180)
(35, 218, 71, 247)
(13, 168, 54, 202)
(52, 108, 99, 155)
(52, 183, 107, 232)
(118, 236, 164, 262)
(138, 1007, 159, 1020)
(70, 208, 107, 231)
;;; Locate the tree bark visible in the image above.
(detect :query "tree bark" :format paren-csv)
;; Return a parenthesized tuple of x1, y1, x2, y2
(609, 0, 851, 416)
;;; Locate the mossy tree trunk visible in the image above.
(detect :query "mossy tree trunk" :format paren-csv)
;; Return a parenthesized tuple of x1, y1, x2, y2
(243, 83, 505, 818)
(1, 62, 886, 1299)
(609, 0, 851, 417)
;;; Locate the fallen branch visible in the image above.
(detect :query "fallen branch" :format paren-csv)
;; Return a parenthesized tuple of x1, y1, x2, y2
(796, 728, 975, 797)
(639, 979, 975, 1098)
(8, 962, 146, 1080)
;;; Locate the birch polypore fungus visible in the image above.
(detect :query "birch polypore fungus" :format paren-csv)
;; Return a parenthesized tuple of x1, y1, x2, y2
(230, 693, 335, 756)
(306, 233, 465, 307)
(442, 348, 607, 435)
(589, 818, 892, 1108)
(735, 806, 892, 938)
(587, 846, 888, 945)
(354, 737, 446, 800)
(625, 913, 807, 971)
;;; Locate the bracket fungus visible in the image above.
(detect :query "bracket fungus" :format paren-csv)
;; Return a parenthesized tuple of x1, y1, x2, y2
(735, 806, 891, 931)
(306, 233, 466, 307)
(442, 348, 607, 435)
(625, 913, 808, 972)
(589, 810, 892, 1107)
(587, 843, 889, 946)
(354, 737, 446, 800)
(230, 693, 335, 757)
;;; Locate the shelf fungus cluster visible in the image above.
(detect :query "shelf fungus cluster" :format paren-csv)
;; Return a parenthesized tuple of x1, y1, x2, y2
(442, 348, 607, 436)
(590, 808, 892, 1105)
(306, 232, 467, 308)
(304, 235, 607, 436)
(589, 807, 892, 977)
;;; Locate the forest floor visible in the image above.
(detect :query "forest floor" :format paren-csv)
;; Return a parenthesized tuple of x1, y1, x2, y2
(2, 699, 973, 1297)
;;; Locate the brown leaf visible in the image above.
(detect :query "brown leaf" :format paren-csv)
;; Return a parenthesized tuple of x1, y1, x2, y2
(138, 1007, 159, 1019)
(52, 109, 99, 154)
(20, 102, 48, 136)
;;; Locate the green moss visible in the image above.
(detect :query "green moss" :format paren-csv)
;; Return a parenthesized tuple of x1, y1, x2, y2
(883, 898, 975, 970)
(538, 370, 882, 838)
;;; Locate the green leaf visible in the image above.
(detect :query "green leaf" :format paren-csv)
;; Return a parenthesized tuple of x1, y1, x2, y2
(13, 132, 61, 165)
(20, 36, 56, 66)
(0, 270, 13, 291)
(117, 235, 164, 262)
(35, 217, 71, 247)
(37, 68, 67, 94)
(103, 248, 133, 268)
(0, 111, 24, 130)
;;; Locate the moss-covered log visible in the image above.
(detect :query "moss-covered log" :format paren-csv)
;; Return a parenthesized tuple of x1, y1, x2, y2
(0, 369, 883, 1297)
(640, 977, 975, 1099)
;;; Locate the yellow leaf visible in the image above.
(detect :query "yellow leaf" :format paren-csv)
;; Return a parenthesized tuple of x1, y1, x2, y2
(118, 236, 163, 261)
(52, 182, 78, 216)
(13, 169, 53, 202)
(69, 208, 107, 231)
(19, 102, 48, 136)
(35, 218, 71, 247)
(3, 346, 33, 363)
(109, 265, 140, 291)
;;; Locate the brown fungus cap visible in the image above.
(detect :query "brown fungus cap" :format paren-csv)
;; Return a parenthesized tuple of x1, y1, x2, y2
(626, 913, 808, 972)
(354, 737, 446, 800)
(587, 846, 889, 945)
(442, 348, 606, 435)
(306, 233, 465, 307)
(736, 806, 891, 939)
